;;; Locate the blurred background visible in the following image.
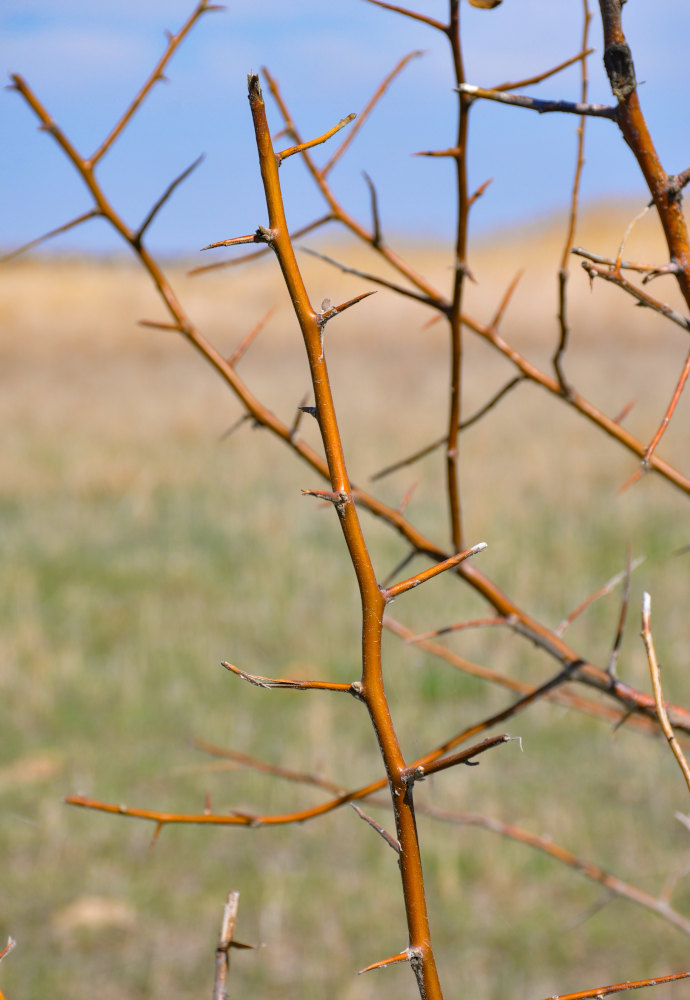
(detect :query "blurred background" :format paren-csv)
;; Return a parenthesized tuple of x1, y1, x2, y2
(2, 0, 690, 256)
(2, 4, 690, 1000)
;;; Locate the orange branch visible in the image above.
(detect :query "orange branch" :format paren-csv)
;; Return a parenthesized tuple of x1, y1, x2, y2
(540, 970, 690, 1000)
(277, 113, 356, 162)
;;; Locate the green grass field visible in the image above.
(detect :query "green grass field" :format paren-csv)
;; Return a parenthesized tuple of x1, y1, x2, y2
(2, 213, 690, 999)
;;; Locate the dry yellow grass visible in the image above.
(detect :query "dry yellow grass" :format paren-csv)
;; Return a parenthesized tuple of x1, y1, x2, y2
(2, 204, 690, 1000)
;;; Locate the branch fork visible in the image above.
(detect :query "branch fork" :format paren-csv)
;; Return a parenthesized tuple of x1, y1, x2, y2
(401, 734, 511, 787)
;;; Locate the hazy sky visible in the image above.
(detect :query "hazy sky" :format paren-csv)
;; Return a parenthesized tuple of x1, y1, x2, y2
(2, 1, 688, 257)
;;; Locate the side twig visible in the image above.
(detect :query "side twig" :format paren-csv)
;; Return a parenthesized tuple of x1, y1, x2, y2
(642, 593, 690, 795)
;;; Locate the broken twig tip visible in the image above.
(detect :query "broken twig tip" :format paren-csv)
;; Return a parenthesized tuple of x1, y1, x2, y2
(642, 591, 651, 619)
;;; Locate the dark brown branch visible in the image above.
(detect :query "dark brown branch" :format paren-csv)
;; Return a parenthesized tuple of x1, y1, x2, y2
(299, 246, 446, 310)
(401, 734, 511, 786)
(572, 247, 668, 275)
(553, 2, 591, 396)
(134, 154, 204, 246)
(582, 262, 690, 333)
(606, 546, 632, 678)
(371, 377, 524, 482)
(457, 83, 617, 119)
(362, 171, 382, 248)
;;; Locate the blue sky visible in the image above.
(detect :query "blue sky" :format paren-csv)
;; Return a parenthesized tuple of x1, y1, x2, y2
(2, 1, 688, 257)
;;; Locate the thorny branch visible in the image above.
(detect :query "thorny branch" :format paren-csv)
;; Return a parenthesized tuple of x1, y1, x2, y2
(189, 740, 690, 938)
(8, 1, 690, 997)
(14, 28, 688, 736)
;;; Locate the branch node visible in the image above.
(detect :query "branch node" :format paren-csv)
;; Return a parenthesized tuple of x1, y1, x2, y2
(349, 680, 364, 699)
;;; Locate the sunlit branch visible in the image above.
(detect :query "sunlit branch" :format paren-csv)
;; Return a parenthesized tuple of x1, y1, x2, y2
(189, 214, 335, 276)
(261, 65, 449, 304)
(66, 661, 582, 833)
(358, 950, 412, 976)
(201, 227, 274, 252)
(598, 1, 690, 312)
(277, 112, 356, 162)
(222, 660, 360, 696)
(12, 55, 684, 730)
(191, 741, 690, 938)
(538, 970, 690, 1000)
(319, 290, 377, 325)
(401, 734, 511, 786)
(382, 543, 486, 601)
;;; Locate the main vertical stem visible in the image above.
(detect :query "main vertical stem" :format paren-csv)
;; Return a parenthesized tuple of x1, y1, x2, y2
(446, 0, 468, 553)
(247, 75, 443, 1000)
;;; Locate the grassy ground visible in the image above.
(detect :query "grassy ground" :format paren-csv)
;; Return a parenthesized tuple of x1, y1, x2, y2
(2, 206, 690, 1000)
